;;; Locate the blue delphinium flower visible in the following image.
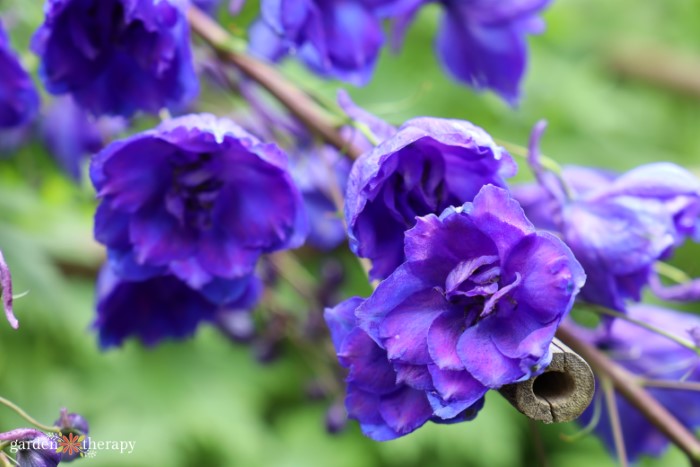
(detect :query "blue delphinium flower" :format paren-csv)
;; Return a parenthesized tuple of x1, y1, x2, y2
(0, 20, 40, 128)
(345, 116, 515, 280)
(249, 0, 387, 85)
(327, 185, 585, 439)
(32, 0, 199, 117)
(95, 263, 262, 347)
(514, 125, 700, 311)
(0, 429, 61, 467)
(41, 96, 126, 181)
(575, 304, 700, 462)
(390, 0, 550, 103)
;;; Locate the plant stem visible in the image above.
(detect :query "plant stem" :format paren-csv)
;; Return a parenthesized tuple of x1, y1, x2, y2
(639, 379, 700, 392)
(601, 377, 628, 467)
(0, 396, 59, 433)
(557, 323, 700, 465)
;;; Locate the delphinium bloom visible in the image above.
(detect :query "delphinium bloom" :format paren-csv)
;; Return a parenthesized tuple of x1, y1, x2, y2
(515, 127, 700, 311)
(575, 304, 700, 462)
(0, 20, 40, 128)
(345, 117, 515, 280)
(291, 145, 351, 250)
(95, 263, 262, 347)
(31, 0, 198, 117)
(327, 185, 585, 439)
(41, 97, 126, 181)
(249, 0, 386, 85)
(91, 113, 307, 305)
(390, 0, 550, 103)
(0, 429, 61, 467)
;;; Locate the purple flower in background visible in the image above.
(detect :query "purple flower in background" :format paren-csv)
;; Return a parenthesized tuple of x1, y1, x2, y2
(91, 114, 307, 303)
(390, 0, 550, 103)
(515, 128, 700, 311)
(0, 20, 40, 128)
(32, 0, 198, 117)
(325, 297, 484, 440)
(54, 408, 90, 462)
(41, 96, 127, 181)
(0, 249, 18, 329)
(95, 263, 262, 347)
(576, 304, 700, 462)
(345, 117, 515, 280)
(249, 0, 386, 85)
(291, 146, 351, 250)
(190, 0, 221, 15)
(0, 429, 60, 467)
(328, 186, 584, 439)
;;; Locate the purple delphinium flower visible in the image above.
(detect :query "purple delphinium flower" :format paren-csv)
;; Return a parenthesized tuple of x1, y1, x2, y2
(0, 429, 60, 467)
(390, 0, 550, 104)
(95, 263, 262, 347)
(91, 113, 307, 304)
(325, 297, 484, 440)
(249, 0, 386, 85)
(31, 0, 198, 117)
(0, 20, 40, 128)
(575, 304, 700, 462)
(291, 145, 351, 250)
(514, 126, 700, 311)
(345, 117, 516, 280)
(41, 96, 127, 181)
(327, 185, 585, 439)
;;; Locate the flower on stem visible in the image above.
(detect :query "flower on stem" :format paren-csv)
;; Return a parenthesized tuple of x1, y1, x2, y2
(32, 0, 198, 117)
(0, 20, 40, 128)
(345, 116, 515, 280)
(514, 123, 700, 312)
(91, 113, 307, 303)
(388, 0, 551, 104)
(327, 185, 585, 439)
(574, 304, 700, 462)
(54, 409, 89, 462)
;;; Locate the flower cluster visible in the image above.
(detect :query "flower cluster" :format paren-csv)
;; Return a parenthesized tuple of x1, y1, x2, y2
(328, 185, 585, 439)
(91, 113, 307, 347)
(250, 0, 549, 101)
(32, 0, 198, 117)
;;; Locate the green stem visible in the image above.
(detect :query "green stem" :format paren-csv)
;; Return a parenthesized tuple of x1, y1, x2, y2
(582, 304, 700, 355)
(655, 261, 692, 284)
(0, 396, 60, 433)
(602, 377, 629, 467)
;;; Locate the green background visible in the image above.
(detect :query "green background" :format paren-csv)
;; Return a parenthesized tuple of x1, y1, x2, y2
(1, 0, 699, 465)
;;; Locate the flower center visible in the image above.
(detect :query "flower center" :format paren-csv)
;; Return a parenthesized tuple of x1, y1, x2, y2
(167, 152, 224, 231)
(386, 155, 449, 226)
(444, 255, 521, 322)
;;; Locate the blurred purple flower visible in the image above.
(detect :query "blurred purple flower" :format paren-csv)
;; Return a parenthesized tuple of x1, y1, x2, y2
(389, 0, 550, 103)
(291, 145, 351, 250)
(0, 429, 60, 467)
(91, 113, 307, 303)
(190, 0, 220, 14)
(345, 116, 515, 280)
(249, 0, 387, 85)
(576, 304, 700, 462)
(516, 149, 700, 312)
(0, 20, 40, 128)
(32, 0, 198, 117)
(0, 249, 18, 329)
(327, 185, 584, 439)
(54, 409, 89, 462)
(95, 263, 262, 347)
(41, 96, 127, 181)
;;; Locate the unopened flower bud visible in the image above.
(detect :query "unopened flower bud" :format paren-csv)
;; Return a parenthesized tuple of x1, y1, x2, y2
(325, 403, 347, 435)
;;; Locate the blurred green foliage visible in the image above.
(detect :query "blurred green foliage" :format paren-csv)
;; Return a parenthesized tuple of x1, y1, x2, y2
(1, 0, 699, 465)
